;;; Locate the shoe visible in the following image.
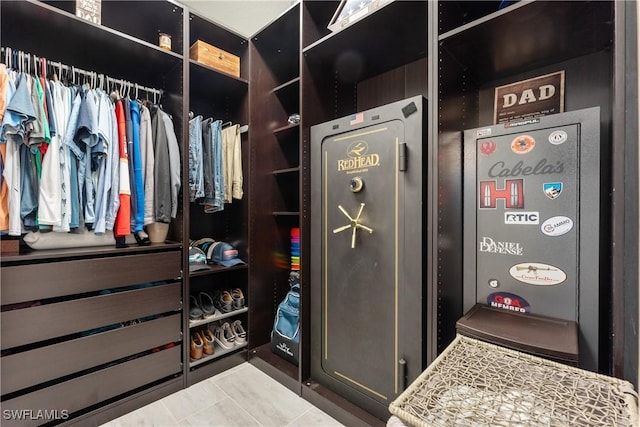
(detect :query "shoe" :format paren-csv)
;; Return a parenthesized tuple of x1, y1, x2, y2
(231, 319, 247, 345)
(231, 288, 245, 309)
(201, 329, 215, 355)
(214, 290, 233, 313)
(199, 292, 216, 317)
(213, 323, 235, 349)
(189, 295, 203, 321)
(190, 332, 203, 360)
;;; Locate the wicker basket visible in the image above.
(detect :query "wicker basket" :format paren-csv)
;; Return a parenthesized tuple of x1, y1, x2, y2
(389, 335, 638, 427)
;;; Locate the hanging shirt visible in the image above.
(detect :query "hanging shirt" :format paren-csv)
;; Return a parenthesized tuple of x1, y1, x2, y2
(139, 104, 154, 225)
(207, 119, 224, 213)
(51, 81, 71, 232)
(200, 117, 215, 211)
(105, 101, 120, 231)
(93, 90, 114, 235)
(160, 110, 181, 219)
(151, 105, 171, 223)
(129, 99, 144, 232)
(222, 124, 243, 202)
(2, 72, 36, 235)
(0, 65, 11, 232)
(188, 114, 204, 202)
(62, 91, 83, 230)
(114, 99, 131, 237)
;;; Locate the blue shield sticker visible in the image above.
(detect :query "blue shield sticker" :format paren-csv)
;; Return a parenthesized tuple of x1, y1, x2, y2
(543, 182, 563, 200)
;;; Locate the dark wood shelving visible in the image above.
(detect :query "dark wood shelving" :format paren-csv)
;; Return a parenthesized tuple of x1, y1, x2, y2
(272, 167, 300, 175)
(273, 123, 300, 135)
(302, 1, 427, 82)
(189, 263, 248, 277)
(1, 0, 183, 88)
(273, 212, 300, 217)
(189, 307, 249, 329)
(439, 0, 613, 82)
(272, 77, 301, 94)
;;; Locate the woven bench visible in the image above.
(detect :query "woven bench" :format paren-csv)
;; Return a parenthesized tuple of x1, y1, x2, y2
(389, 335, 638, 427)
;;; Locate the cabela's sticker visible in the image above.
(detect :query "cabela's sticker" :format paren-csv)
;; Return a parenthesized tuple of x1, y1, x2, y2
(541, 216, 574, 237)
(548, 130, 568, 145)
(487, 292, 531, 313)
(509, 262, 566, 285)
(511, 135, 536, 154)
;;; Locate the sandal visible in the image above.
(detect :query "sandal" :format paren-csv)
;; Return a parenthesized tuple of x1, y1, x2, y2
(189, 295, 203, 321)
(231, 288, 245, 309)
(198, 291, 216, 317)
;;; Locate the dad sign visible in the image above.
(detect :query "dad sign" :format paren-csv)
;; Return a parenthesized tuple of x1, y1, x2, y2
(494, 71, 564, 124)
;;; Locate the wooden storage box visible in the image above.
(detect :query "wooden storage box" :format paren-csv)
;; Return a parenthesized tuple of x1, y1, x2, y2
(190, 40, 240, 77)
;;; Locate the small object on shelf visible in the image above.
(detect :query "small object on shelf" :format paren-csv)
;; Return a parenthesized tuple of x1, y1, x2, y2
(146, 222, 169, 243)
(271, 271, 300, 365)
(189, 247, 209, 273)
(158, 32, 172, 51)
(327, 0, 393, 33)
(288, 113, 300, 125)
(190, 40, 240, 78)
(211, 241, 246, 267)
(190, 331, 204, 360)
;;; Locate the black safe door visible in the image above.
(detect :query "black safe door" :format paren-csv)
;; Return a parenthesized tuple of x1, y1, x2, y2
(320, 120, 404, 404)
(311, 96, 426, 419)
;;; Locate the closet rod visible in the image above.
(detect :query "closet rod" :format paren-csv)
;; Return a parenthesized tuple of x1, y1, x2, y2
(1, 46, 164, 99)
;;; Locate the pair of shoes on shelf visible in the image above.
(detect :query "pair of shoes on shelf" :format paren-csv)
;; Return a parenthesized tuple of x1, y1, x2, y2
(213, 290, 234, 313)
(213, 288, 245, 313)
(190, 331, 203, 360)
(190, 292, 216, 320)
(231, 288, 245, 310)
(190, 328, 215, 360)
(212, 320, 246, 349)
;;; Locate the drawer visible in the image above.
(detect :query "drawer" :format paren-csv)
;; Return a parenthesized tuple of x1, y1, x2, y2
(1, 251, 182, 305)
(1, 282, 182, 350)
(1, 345, 182, 427)
(1, 314, 182, 395)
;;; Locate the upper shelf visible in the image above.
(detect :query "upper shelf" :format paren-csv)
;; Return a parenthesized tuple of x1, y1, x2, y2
(439, 0, 614, 84)
(1, 0, 183, 88)
(303, 1, 427, 83)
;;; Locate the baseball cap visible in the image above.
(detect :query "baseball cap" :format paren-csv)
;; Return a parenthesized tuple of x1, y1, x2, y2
(189, 247, 209, 272)
(212, 242, 246, 267)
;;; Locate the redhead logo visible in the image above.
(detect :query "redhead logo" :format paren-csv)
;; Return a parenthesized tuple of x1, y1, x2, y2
(479, 140, 497, 155)
(509, 262, 567, 286)
(487, 292, 530, 313)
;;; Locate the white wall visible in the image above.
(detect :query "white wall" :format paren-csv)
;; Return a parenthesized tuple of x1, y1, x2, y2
(181, 0, 296, 37)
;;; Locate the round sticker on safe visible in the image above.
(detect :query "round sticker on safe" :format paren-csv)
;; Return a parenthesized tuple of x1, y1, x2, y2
(509, 262, 567, 285)
(541, 216, 574, 237)
(548, 130, 568, 145)
(511, 135, 536, 154)
(487, 292, 531, 313)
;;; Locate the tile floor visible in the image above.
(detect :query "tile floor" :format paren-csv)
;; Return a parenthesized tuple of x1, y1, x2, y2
(100, 363, 345, 427)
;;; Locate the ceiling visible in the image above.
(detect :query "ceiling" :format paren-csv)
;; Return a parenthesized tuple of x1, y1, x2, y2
(181, 0, 297, 38)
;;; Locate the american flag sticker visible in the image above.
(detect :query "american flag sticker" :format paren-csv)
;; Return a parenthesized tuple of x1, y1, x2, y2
(350, 112, 364, 125)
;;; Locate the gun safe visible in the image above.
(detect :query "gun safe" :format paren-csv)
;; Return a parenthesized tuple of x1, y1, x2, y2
(309, 96, 427, 419)
(462, 107, 601, 371)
